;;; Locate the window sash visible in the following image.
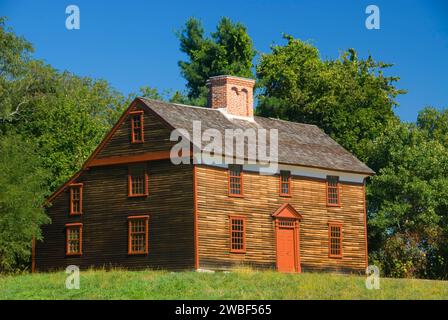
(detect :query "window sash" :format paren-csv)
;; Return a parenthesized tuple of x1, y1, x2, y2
(70, 184, 83, 215)
(128, 165, 148, 197)
(327, 176, 340, 206)
(229, 165, 243, 196)
(130, 111, 144, 143)
(230, 216, 246, 253)
(128, 216, 149, 255)
(328, 223, 342, 257)
(66, 224, 82, 255)
(131, 175, 146, 195)
(280, 171, 291, 196)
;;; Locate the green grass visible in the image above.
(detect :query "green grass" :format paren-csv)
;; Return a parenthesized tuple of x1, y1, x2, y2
(0, 268, 447, 300)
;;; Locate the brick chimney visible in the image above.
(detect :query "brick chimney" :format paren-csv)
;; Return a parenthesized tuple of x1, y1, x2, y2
(206, 75, 255, 118)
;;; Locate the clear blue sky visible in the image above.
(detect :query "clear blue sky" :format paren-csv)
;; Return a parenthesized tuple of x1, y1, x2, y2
(2, 0, 447, 122)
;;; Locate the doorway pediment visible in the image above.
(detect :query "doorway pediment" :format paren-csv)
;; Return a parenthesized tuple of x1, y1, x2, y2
(272, 203, 303, 220)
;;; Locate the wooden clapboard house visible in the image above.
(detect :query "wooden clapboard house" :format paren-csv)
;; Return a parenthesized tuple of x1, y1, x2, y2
(35, 75, 374, 273)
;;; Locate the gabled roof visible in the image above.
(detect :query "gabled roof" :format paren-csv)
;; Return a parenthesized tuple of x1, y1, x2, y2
(47, 97, 374, 204)
(139, 98, 375, 175)
(46, 99, 143, 203)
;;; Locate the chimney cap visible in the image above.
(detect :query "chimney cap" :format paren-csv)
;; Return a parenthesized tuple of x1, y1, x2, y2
(207, 74, 255, 118)
(206, 75, 255, 85)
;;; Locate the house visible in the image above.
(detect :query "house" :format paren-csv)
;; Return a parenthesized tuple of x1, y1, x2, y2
(34, 75, 374, 273)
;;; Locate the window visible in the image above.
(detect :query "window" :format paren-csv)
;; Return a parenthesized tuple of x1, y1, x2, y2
(128, 164, 148, 197)
(69, 184, 83, 215)
(66, 223, 83, 256)
(130, 111, 144, 143)
(328, 223, 342, 258)
(230, 216, 246, 253)
(279, 171, 291, 196)
(326, 176, 340, 206)
(128, 216, 149, 255)
(228, 164, 243, 196)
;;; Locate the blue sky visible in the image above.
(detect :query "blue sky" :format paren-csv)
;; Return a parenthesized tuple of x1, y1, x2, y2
(1, 0, 447, 122)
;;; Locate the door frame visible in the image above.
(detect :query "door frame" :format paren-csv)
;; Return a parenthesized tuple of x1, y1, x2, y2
(272, 203, 302, 273)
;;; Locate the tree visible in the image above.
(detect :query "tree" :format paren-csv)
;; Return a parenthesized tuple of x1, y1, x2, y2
(417, 106, 448, 146)
(177, 17, 256, 106)
(255, 34, 448, 279)
(0, 19, 127, 192)
(2, 63, 127, 191)
(134, 86, 188, 104)
(0, 18, 132, 271)
(169, 90, 190, 104)
(367, 119, 448, 279)
(0, 17, 34, 121)
(137, 86, 163, 100)
(256, 35, 405, 162)
(0, 133, 49, 272)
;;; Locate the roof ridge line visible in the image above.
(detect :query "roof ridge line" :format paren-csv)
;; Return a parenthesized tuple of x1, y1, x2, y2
(265, 116, 318, 127)
(139, 97, 220, 111)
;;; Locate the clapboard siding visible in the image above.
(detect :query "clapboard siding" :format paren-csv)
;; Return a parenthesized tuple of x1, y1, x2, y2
(96, 104, 175, 159)
(36, 160, 194, 271)
(196, 165, 367, 273)
(37, 98, 368, 274)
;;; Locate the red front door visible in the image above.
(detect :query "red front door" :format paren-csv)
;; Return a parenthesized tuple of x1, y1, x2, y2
(277, 227, 296, 272)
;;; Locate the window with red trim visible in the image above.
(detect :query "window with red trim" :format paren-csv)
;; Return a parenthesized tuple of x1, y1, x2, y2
(66, 223, 82, 256)
(128, 164, 148, 197)
(130, 111, 144, 143)
(327, 176, 340, 206)
(279, 171, 291, 196)
(128, 216, 149, 255)
(230, 216, 246, 253)
(229, 164, 243, 196)
(69, 184, 83, 215)
(328, 223, 342, 258)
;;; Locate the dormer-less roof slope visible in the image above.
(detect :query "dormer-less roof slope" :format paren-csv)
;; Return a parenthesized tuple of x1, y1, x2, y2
(139, 98, 375, 175)
(46, 97, 374, 204)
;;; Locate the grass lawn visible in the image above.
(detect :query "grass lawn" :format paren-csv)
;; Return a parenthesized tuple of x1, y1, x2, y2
(0, 268, 447, 300)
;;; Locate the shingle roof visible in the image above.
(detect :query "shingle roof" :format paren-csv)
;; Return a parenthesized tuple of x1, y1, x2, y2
(139, 98, 375, 175)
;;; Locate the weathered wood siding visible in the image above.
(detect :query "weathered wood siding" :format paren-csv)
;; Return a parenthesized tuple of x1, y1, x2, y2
(38, 99, 367, 273)
(96, 104, 175, 159)
(36, 160, 194, 271)
(36, 101, 195, 271)
(196, 165, 367, 273)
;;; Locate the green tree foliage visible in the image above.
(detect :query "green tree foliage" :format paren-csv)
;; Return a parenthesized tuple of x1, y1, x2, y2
(0, 133, 49, 272)
(1, 15, 447, 280)
(137, 86, 163, 100)
(367, 117, 448, 278)
(255, 34, 448, 279)
(126, 86, 190, 106)
(169, 91, 190, 104)
(0, 19, 127, 192)
(134, 86, 188, 104)
(177, 17, 256, 106)
(3, 62, 126, 191)
(256, 35, 405, 161)
(0, 18, 130, 271)
(0, 17, 33, 121)
(417, 106, 448, 146)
